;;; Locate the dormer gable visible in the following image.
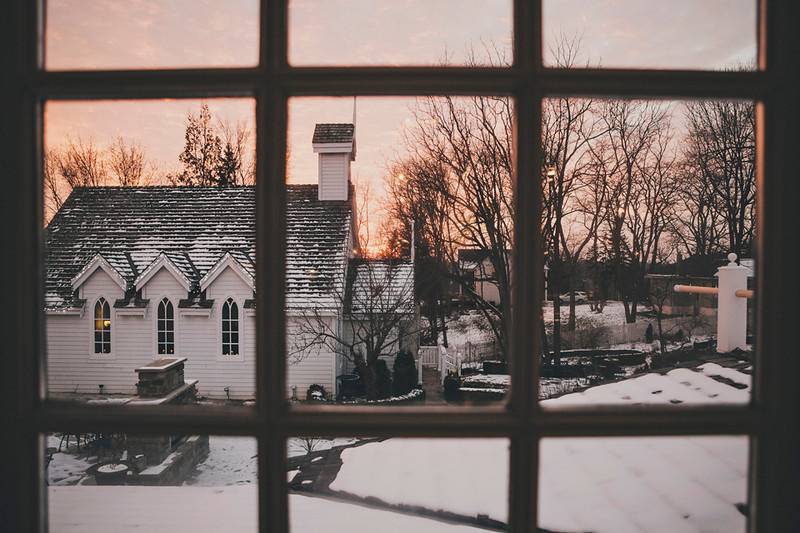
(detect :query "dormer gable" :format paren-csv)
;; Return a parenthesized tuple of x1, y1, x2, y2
(134, 252, 192, 292)
(70, 254, 128, 292)
(199, 252, 255, 292)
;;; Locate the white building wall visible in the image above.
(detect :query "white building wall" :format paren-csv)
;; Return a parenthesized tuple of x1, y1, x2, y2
(47, 266, 341, 401)
(198, 267, 256, 400)
(47, 268, 140, 395)
(286, 316, 337, 399)
(318, 153, 349, 201)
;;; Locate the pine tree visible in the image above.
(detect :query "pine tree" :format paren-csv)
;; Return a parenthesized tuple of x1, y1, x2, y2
(176, 103, 222, 186)
(216, 142, 241, 187)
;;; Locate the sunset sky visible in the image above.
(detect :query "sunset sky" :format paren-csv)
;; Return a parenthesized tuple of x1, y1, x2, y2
(44, 0, 757, 233)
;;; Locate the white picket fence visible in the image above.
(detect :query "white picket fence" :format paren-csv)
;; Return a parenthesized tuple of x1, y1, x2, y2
(420, 341, 504, 384)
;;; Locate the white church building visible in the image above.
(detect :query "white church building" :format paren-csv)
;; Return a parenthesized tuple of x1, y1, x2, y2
(44, 123, 415, 400)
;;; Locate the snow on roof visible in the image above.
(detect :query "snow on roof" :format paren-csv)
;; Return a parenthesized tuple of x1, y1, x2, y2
(346, 258, 415, 316)
(328, 369, 750, 531)
(543, 363, 751, 407)
(45, 185, 352, 310)
(312, 123, 355, 144)
(48, 487, 487, 533)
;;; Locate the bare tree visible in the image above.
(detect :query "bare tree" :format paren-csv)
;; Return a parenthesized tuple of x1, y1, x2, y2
(107, 137, 154, 186)
(289, 257, 416, 401)
(43, 149, 65, 220)
(683, 100, 756, 258)
(56, 137, 108, 188)
(397, 93, 514, 359)
(588, 100, 675, 323)
(219, 119, 255, 185)
(383, 157, 452, 346)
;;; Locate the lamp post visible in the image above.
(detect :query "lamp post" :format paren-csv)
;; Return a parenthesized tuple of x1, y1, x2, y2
(546, 165, 561, 368)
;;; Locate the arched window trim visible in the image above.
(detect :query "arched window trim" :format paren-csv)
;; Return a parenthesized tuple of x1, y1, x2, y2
(156, 297, 175, 355)
(221, 297, 239, 356)
(93, 297, 111, 354)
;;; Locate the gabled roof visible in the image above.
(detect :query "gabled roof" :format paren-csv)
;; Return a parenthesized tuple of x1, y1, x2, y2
(199, 251, 255, 292)
(45, 185, 352, 311)
(70, 253, 128, 292)
(134, 252, 193, 292)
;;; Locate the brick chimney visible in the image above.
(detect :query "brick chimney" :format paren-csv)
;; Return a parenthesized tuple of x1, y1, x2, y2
(312, 123, 355, 201)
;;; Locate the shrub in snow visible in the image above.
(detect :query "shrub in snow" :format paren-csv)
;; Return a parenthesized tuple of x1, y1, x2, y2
(443, 374, 461, 402)
(645, 323, 654, 343)
(392, 350, 418, 395)
(374, 359, 393, 399)
(306, 384, 327, 402)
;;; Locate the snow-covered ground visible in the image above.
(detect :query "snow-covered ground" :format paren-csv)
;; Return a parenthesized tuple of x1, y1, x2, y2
(186, 436, 258, 486)
(46, 371, 750, 532)
(46, 434, 106, 486)
(542, 300, 635, 328)
(49, 486, 490, 532)
(331, 438, 509, 523)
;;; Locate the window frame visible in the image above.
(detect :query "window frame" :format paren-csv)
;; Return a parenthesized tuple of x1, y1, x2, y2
(156, 297, 175, 356)
(92, 297, 112, 355)
(221, 297, 241, 357)
(3, 1, 799, 533)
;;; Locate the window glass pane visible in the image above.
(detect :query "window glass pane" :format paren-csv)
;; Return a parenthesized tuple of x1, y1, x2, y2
(538, 436, 749, 532)
(288, 437, 509, 530)
(538, 97, 756, 407)
(289, 0, 512, 66)
(45, 0, 259, 70)
(287, 97, 513, 406)
(543, 0, 757, 70)
(44, 98, 256, 406)
(46, 433, 258, 532)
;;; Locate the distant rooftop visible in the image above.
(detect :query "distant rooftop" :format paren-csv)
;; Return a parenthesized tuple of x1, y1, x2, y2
(313, 123, 355, 144)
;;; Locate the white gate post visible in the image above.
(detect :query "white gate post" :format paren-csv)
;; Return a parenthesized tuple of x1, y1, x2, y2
(716, 253, 749, 352)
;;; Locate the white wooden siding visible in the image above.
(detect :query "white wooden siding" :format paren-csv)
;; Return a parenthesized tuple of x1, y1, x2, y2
(47, 268, 138, 394)
(48, 265, 340, 401)
(318, 153, 349, 201)
(286, 316, 337, 399)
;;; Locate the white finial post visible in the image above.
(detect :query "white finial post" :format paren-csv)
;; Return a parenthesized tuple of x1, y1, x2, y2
(410, 218, 415, 262)
(716, 253, 749, 352)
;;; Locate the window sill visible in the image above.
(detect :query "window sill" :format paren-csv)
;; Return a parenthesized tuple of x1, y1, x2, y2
(217, 354, 244, 362)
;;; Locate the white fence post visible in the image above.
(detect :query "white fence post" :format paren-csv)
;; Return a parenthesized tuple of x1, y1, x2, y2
(716, 253, 749, 352)
(673, 252, 752, 353)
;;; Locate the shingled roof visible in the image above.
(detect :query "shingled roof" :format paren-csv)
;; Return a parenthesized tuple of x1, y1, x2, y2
(45, 185, 352, 311)
(312, 123, 355, 144)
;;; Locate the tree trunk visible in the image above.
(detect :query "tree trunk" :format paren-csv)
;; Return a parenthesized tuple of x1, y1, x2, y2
(551, 273, 562, 368)
(567, 271, 577, 332)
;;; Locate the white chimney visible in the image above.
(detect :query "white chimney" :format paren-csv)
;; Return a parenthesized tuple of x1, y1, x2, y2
(312, 123, 355, 201)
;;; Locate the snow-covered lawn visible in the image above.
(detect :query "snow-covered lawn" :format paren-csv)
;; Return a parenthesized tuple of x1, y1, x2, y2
(542, 300, 636, 328)
(186, 436, 361, 486)
(46, 435, 97, 486)
(186, 436, 258, 486)
(49, 487, 489, 532)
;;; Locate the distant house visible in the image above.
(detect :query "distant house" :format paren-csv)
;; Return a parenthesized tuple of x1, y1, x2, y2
(45, 123, 415, 400)
(457, 249, 502, 305)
